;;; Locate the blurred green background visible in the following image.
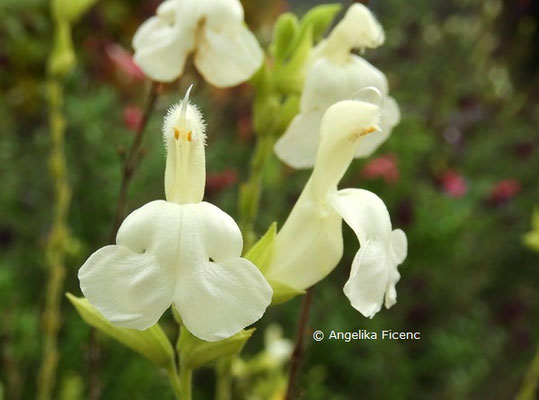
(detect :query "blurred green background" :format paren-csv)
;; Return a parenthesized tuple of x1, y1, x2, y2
(1, 0, 538, 399)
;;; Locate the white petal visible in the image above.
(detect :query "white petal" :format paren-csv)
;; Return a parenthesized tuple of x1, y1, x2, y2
(343, 241, 389, 317)
(330, 189, 399, 317)
(384, 268, 401, 309)
(132, 1, 197, 82)
(78, 245, 174, 330)
(174, 257, 272, 342)
(194, 25, 263, 88)
(267, 186, 344, 290)
(390, 229, 407, 264)
(196, 0, 244, 26)
(274, 111, 322, 169)
(116, 200, 183, 269)
(355, 96, 400, 158)
(79, 200, 183, 329)
(329, 188, 392, 243)
(182, 202, 244, 261)
(302, 56, 389, 111)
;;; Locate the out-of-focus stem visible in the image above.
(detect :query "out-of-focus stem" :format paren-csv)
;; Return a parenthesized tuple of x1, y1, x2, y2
(37, 78, 72, 400)
(238, 135, 275, 249)
(166, 363, 183, 400)
(179, 363, 193, 400)
(285, 286, 315, 400)
(516, 345, 539, 400)
(88, 81, 160, 400)
(215, 357, 233, 400)
(109, 81, 160, 241)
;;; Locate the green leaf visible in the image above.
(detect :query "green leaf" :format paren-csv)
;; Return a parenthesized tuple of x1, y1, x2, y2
(272, 12, 300, 64)
(299, 3, 342, 42)
(275, 25, 313, 94)
(269, 280, 305, 305)
(67, 293, 175, 369)
(244, 222, 277, 274)
(177, 326, 255, 369)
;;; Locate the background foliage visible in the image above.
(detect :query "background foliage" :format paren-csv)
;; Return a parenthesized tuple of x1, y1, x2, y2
(0, 0, 538, 399)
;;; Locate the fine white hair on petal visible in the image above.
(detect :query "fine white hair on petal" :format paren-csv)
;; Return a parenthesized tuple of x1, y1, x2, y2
(162, 100, 207, 149)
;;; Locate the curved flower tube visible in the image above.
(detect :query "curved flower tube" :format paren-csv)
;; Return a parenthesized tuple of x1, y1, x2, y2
(266, 93, 407, 318)
(79, 88, 272, 341)
(274, 3, 400, 169)
(132, 0, 263, 87)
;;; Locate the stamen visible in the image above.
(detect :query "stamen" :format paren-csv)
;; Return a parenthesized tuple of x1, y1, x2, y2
(187, 131, 192, 142)
(174, 127, 180, 140)
(360, 126, 377, 136)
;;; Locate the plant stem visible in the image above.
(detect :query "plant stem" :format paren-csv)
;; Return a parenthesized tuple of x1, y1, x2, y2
(88, 81, 160, 400)
(166, 365, 183, 400)
(215, 357, 233, 400)
(109, 81, 160, 242)
(37, 78, 72, 400)
(516, 345, 539, 400)
(238, 135, 275, 249)
(179, 364, 193, 400)
(285, 286, 315, 400)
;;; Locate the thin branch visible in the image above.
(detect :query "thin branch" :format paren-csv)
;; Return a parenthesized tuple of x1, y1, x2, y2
(109, 81, 161, 242)
(285, 286, 315, 400)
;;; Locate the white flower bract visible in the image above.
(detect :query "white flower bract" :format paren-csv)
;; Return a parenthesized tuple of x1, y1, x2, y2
(132, 0, 263, 87)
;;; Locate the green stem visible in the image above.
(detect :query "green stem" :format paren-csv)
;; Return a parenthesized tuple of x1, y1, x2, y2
(516, 344, 539, 400)
(166, 365, 183, 400)
(37, 78, 72, 400)
(239, 135, 275, 249)
(179, 364, 193, 400)
(215, 358, 233, 400)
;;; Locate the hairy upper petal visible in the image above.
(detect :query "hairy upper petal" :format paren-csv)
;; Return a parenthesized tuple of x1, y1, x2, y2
(355, 96, 400, 158)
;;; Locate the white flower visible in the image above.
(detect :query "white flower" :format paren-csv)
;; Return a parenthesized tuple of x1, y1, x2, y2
(274, 3, 400, 169)
(78, 87, 272, 341)
(266, 94, 407, 317)
(132, 0, 263, 87)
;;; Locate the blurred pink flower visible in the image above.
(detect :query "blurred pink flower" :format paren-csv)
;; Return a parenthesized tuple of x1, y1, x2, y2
(206, 169, 238, 195)
(361, 154, 399, 184)
(440, 170, 467, 198)
(106, 44, 145, 81)
(489, 179, 520, 204)
(123, 106, 143, 132)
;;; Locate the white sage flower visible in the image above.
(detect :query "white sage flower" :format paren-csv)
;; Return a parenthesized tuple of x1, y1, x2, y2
(132, 0, 263, 87)
(266, 91, 407, 317)
(79, 87, 272, 341)
(274, 3, 400, 169)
